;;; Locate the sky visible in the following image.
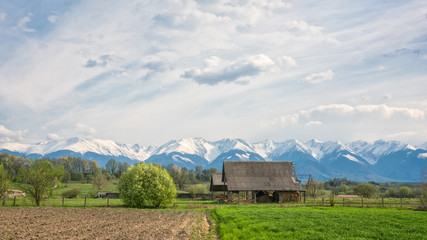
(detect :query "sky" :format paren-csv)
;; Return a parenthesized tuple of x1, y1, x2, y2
(0, 0, 427, 146)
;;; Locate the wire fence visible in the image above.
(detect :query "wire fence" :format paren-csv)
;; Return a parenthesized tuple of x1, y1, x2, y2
(1, 196, 123, 208)
(300, 197, 424, 210)
(1, 196, 425, 210)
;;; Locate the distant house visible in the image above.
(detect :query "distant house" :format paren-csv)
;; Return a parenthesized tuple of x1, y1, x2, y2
(7, 189, 26, 198)
(211, 161, 304, 203)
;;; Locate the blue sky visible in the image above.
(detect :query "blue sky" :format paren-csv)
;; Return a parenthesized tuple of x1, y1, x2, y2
(0, 0, 427, 146)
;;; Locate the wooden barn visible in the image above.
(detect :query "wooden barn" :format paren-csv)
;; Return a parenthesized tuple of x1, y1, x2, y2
(212, 161, 304, 203)
(210, 172, 227, 192)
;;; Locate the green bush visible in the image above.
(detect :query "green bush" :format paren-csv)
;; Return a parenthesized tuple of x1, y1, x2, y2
(353, 183, 378, 198)
(62, 187, 81, 198)
(70, 172, 84, 182)
(118, 163, 176, 208)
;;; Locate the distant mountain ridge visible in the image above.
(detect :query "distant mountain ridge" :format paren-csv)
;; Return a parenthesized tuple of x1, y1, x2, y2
(1, 137, 426, 182)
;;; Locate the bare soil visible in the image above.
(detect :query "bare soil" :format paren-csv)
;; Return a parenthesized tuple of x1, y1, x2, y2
(0, 207, 212, 239)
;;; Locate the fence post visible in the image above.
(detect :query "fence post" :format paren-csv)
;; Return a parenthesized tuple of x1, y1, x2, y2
(343, 198, 345, 207)
(62, 197, 65, 207)
(400, 198, 403, 208)
(107, 196, 110, 207)
(304, 192, 306, 203)
(361, 197, 363, 207)
(84, 196, 87, 208)
(322, 197, 324, 206)
(382, 198, 384, 208)
(13, 196, 16, 206)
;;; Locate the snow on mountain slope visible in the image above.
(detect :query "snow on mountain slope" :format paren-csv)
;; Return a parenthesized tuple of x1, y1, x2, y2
(154, 138, 211, 157)
(253, 139, 276, 158)
(343, 154, 363, 164)
(0, 142, 31, 153)
(0, 137, 156, 161)
(268, 139, 311, 160)
(0, 136, 425, 167)
(304, 139, 353, 161)
(349, 140, 416, 164)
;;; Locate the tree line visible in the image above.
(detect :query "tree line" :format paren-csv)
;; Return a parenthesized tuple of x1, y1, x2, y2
(305, 177, 426, 199)
(164, 164, 218, 190)
(0, 153, 129, 183)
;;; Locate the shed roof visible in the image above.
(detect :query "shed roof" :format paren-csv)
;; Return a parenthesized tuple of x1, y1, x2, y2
(222, 161, 303, 191)
(210, 172, 227, 191)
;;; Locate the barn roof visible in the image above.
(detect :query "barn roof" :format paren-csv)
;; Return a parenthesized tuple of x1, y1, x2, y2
(210, 172, 227, 191)
(222, 161, 303, 191)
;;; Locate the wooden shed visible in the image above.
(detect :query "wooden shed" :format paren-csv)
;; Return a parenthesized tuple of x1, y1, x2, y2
(221, 161, 304, 203)
(210, 172, 227, 192)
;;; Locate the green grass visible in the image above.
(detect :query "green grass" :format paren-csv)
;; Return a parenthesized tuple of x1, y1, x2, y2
(212, 206, 427, 240)
(9, 180, 119, 197)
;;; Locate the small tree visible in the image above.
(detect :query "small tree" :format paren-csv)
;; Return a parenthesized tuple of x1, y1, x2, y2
(397, 186, 410, 198)
(118, 163, 176, 208)
(17, 160, 64, 206)
(329, 192, 335, 206)
(92, 170, 107, 192)
(353, 183, 378, 198)
(188, 184, 205, 199)
(0, 165, 10, 204)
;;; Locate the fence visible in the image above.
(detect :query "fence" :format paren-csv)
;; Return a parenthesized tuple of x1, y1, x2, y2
(1, 196, 123, 208)
(302, 197, 423, 210)
(176, 193, 213, 199)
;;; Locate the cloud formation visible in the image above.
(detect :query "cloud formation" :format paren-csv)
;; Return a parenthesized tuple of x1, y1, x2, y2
(273, 104, 425, 126)
(182, 54, 275, 85)
(83, 55, 113, 68)
(0, 125, 27, 143)
(47, 15, 58, 24)
(0, 1, 426, 146)
(17, 15, 35, 32)
(278, 56, 297, 67)
(302, 69, 334, 84)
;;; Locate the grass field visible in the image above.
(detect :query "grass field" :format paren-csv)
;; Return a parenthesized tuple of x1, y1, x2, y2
(212, 206, 427, 240)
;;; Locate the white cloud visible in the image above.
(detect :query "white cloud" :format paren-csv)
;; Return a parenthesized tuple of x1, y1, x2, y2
(271, 104, 425, 126)
(0, 1, 426, 146)
(46, 133, 60, 140)
(17, 16, 35, 32)
(182, 54, 275, 85)
(75, 123, 96, 135)
(48, 15, 58, 24)
(0, 125, 27, 143)
(302, 69, 334, 84)
(306, 121, 322, 126)
(278, 56, 297, 67)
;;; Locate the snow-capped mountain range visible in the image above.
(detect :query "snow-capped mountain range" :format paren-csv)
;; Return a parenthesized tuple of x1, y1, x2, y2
(1, 137, 426, 182)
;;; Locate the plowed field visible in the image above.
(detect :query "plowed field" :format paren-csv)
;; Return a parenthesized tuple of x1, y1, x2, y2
(0, 207, 211, 239)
